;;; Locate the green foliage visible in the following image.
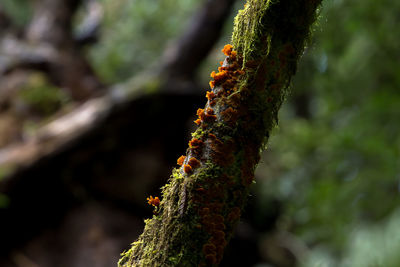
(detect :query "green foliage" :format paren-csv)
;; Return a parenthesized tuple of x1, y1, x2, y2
(1, 0, 32, 26)
(340, 209, 400, 267)
(302, 210, 400, 267)
(89, 0, 199, 83)
(255, 0, 400, 265)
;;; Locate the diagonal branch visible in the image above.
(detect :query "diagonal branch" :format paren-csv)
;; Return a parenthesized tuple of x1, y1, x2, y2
(119, 0, 322, 266)
(0, 0, 238, 184)
(162, 0, 236, 81)
(22, 0, 104, 101)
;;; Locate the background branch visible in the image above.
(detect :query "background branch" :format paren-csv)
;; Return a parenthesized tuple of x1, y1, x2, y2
(23, 0, 103, 101)
(162, 0, 236, 80)
(0, 1, 238, 265)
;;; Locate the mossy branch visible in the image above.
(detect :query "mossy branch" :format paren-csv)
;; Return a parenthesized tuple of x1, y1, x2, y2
(119, 0, 322, 266)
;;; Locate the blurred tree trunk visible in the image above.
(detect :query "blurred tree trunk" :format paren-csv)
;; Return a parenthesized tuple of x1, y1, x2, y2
(26, 0, 103, 101)
(0, 0, 103, 103)
(119, 0, 322, 266)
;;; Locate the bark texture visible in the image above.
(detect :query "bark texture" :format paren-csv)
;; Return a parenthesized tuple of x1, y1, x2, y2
(119, 0, 322, 266)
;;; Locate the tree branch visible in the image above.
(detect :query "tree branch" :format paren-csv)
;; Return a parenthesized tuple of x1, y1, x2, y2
(26, 0, 81, 47)
(0, 6, 12, 33)
(23, 0, 104, 101)
(75, 0, 103, 46)
(162, 0, 236, 81)
(0, 0, 237, 186)
(0, 36, 56, 74)
(0, 0, 239, 258)
(119, 0, 322, 266)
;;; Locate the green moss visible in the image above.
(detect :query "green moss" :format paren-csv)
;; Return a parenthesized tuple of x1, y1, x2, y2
(118, 248, 133, 267)
(232, 0, 273, 64)
(171, 168, 184, 180)
(191, 127, 207, 139)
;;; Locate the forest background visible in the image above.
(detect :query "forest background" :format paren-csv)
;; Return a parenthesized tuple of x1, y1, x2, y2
(0, 0, 399, 266)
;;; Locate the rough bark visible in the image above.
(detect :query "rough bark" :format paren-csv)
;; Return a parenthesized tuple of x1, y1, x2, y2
(119, 0, 322, 266)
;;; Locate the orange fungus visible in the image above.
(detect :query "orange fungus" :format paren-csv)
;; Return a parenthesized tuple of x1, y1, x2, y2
(177, 155, 186, 166)
(147, 196, 160, 207)
(188, 157, 201, 168)
(221, 44, 233, 56)
(183, 164, 193, 173)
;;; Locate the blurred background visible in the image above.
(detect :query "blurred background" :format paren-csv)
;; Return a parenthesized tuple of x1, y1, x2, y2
(0, 0, 399, 266)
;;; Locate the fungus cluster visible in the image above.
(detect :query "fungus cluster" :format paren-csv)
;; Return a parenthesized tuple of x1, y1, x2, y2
(193, 185, 228, 266)
(208, 45, 243, 96)
(194, 44, 244, 128)
(147, 196, 160, 207)
(192, 178, 244, 266)
(155, 44, 246, 264)
(207, 133, 235, 167)
(220, 106, 239, 126)
(188, 138, 203, 164)
(176, 138, 204, 174)
(188, 157, 200, 168)
(177, 155, 186, 166)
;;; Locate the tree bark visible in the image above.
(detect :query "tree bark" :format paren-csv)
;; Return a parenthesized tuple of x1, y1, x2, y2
(119, 0, 322, 266)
